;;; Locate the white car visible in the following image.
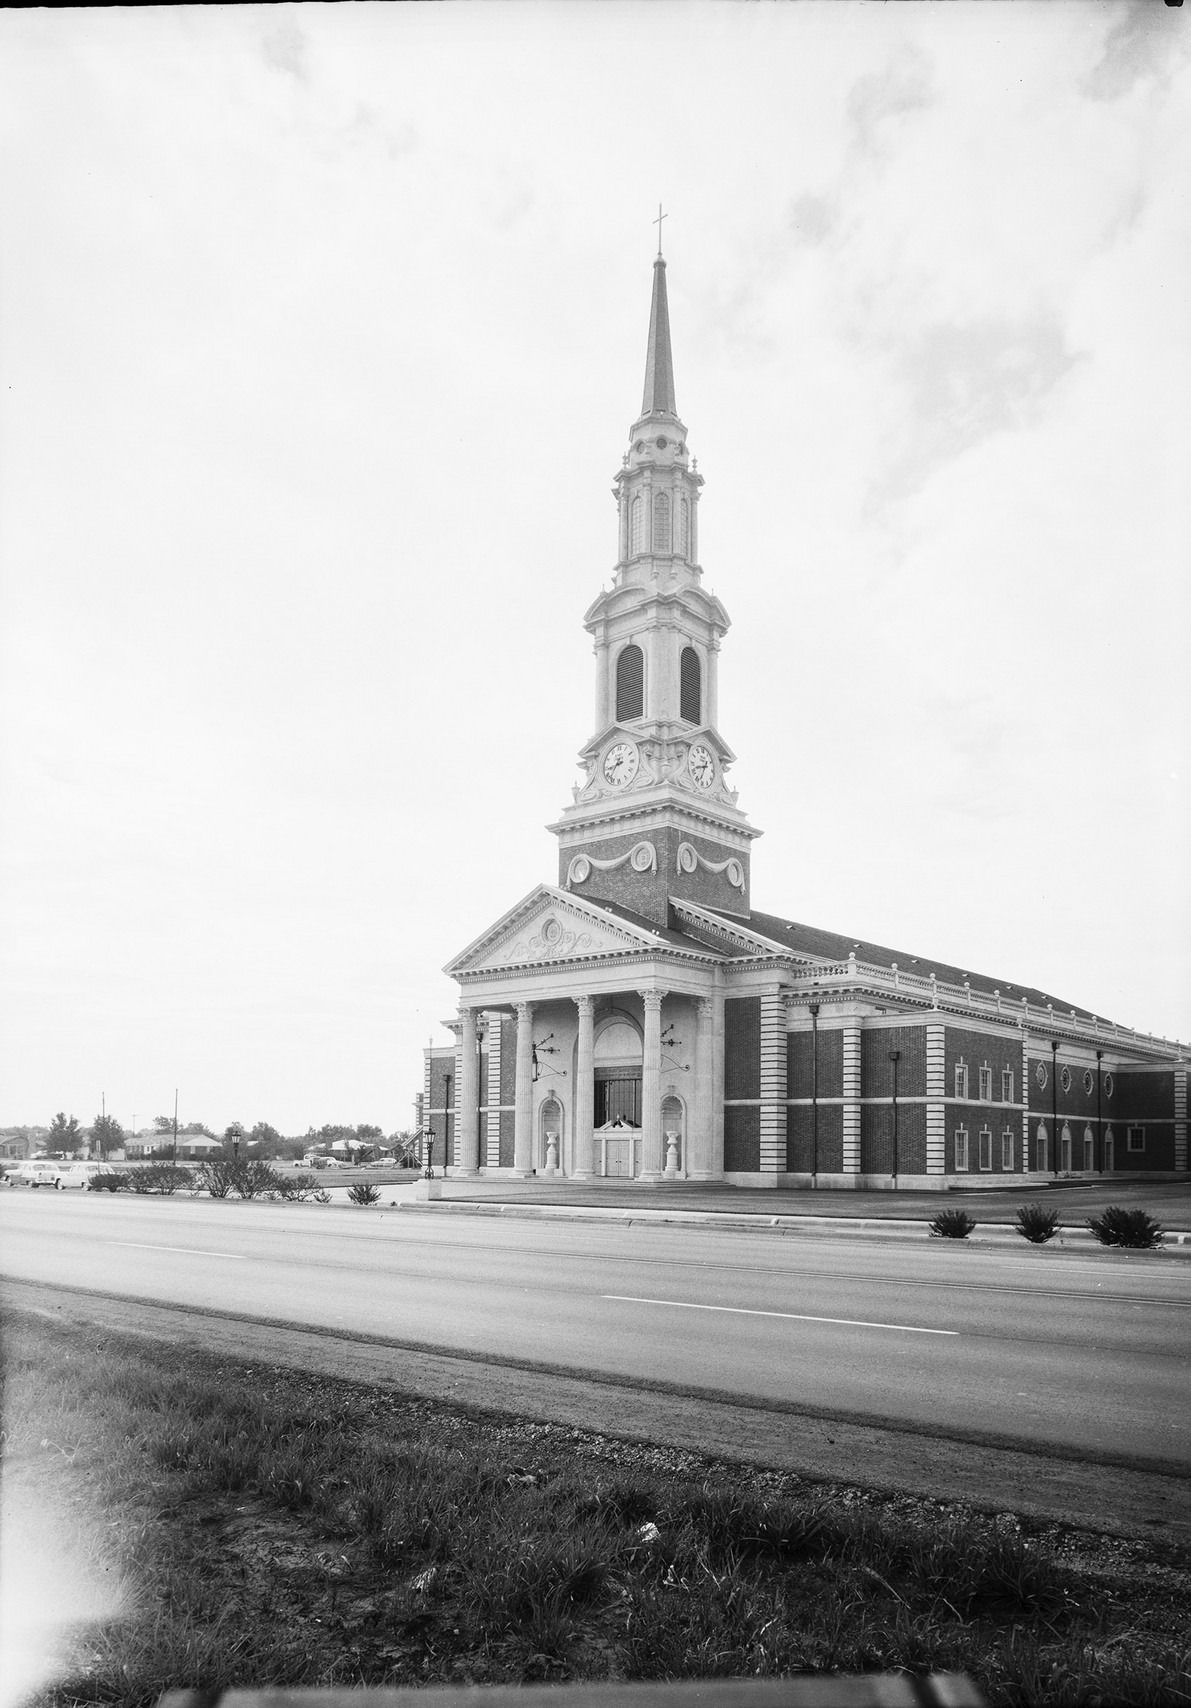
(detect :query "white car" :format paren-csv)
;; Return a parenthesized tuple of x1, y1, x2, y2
(57, 1161, 118, 1191)
(8, 1160, 65, 1189)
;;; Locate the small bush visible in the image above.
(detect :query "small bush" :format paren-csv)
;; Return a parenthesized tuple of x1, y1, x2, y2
(274, 1171, 328, 1202)
(929, 1208, 976, 1240)
(195, 1157, 285, 1200)
(1087, 1206, 1164, 1249)
(347, 1181, 381, 1206)
(89, 1171, 129, 1193)
(1014, 1203, 1059, 1244)
(127, 1162, 193, 1196)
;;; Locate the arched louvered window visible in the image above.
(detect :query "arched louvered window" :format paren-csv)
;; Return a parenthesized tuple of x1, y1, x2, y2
(616, 644, 644, 721)
(630, 495, 644, 556)
(680, 647, 701, 724)
(652, 491, 671, 553)
(675, 495, 689, 558)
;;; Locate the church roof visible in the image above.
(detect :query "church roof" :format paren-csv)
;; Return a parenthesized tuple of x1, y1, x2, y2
(594, 896, 733, 957)
(700, 904, 1099, 1022)
(640, 255, 677, 418)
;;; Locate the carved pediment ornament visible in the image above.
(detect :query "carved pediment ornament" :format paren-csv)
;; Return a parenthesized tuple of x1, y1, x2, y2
(676, 841, 745, 892)
(567, 841, 657, 888)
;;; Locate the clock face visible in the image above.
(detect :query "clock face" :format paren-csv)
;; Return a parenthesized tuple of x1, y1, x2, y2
(688, 743, 716, 790)
(603, 741, 639, 787)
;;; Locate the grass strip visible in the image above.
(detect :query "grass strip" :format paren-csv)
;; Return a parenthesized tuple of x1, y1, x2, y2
(3, 1307, 1190, 1707)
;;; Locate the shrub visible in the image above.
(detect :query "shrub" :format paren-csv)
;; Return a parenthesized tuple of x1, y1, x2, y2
(274, 1171, 329, 1203)
(1087, 1206, 1164, 1249)
(195, 1158, 285, 1200)
(347, 1181, 381, 1206)
(127, 1162, 193, 1196)
(929, 1208, 976, 1240)
(89, 1171, 129, 1192)
(1014, 1203, 1059, 1244)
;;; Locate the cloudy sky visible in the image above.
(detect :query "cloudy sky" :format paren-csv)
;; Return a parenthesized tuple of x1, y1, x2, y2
(2, 2, 1188, 1139)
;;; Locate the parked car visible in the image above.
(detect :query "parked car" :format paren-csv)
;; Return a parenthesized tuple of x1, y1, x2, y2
(8, 1160, 66, 1188)
(57, 1161, 119, 1191)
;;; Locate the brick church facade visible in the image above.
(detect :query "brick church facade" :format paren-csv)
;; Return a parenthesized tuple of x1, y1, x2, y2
(422, 250, 1188, 1189)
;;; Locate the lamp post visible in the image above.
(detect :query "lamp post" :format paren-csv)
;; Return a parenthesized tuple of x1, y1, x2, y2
(888, 1049, 901, 1184)
(424, 1131, 435, 1181)
(1050, 1040, 1059, 1176)
(808, 999, 820, 1185)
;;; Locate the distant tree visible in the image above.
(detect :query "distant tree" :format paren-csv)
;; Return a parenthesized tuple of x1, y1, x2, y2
(249, 1121, 285, 1157)
(48, 1113, 83, 1156)
(180, 1121, 213, 1137)
(90, 1114, 126, 1158)
(153, 1115, 175, 1134)
(223, 1121, 246, 1155)
(356, 1123, 383, 1142)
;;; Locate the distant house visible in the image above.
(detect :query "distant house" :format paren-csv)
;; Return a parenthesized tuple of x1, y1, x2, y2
(128, 1134, 224, 1162)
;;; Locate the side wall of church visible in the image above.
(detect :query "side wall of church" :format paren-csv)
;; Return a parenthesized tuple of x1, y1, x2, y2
(723, 996, 761, 1170)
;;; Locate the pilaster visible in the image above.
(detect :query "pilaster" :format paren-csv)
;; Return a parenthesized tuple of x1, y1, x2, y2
(1175, 1068, 1188, 1172)
(925, 1022, 946, 1174)
(841, 1023, 861, 1174)
(486, 1012, 503, 1169)
(689, 996, 716, 1179)
(759, 985, 788, 1175)
(456, 1007, 480, 1177)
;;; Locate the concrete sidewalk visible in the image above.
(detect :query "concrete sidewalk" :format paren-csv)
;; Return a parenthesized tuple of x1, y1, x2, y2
(396, 1176, 1191, 1251)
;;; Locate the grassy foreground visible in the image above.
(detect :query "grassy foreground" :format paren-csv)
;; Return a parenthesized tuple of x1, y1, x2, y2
(3, 1309, 1190, 1707)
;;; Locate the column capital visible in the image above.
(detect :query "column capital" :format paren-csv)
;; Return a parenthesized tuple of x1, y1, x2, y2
(458, 1005, 479, 1030)
(639, 989, 667, 1012)
(515, 999, 534, 1022)
(574, 994, 595, 1016)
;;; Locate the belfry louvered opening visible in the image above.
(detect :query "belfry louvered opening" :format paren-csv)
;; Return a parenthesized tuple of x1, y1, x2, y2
(616, 644, 644, 721)
(680, 646, 701, 724)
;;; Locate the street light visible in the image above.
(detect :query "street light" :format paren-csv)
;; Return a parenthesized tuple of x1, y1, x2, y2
(808, 999, 821, 1185)
(424, 1131, 435, 1180)
(888, 1050, 901, 1183)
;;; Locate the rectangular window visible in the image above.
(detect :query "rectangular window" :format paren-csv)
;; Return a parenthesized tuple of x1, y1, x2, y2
(1001, 1068, 1014, 1103)
(1001, 1129, 1015, 1170)
(954, 1128, 969, 1171)
(954, 1063, 969, 1100)
(1127, 1126, 1145, 1154)
(978, 1066, 992, 1101)
(978, 1127, 992, 1170)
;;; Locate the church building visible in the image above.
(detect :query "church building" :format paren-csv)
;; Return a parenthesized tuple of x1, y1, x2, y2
(422, 248, 1188, 1189)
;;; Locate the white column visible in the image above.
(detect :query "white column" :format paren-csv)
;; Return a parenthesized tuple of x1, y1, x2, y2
(925, 1023, 946, 1175)
(512, 1001, 535, 1177)
(573, 995, 595, 1179)
(639, 990, 666, 1180)
(688, 995, 716, 1179)
(759, 985, 788, 1176)
(486, 1012, 503, 1168)
(456, 1007, 480, 1176)
(710, 986, 725, 1178)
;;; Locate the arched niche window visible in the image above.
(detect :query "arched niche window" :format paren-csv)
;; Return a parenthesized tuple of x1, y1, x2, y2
(630, 495, 644, 556)
(680, 647, 701, 724)
(652, 491, 671, 553)
(675, 495, 689, 558)
(616, 644, 644, 721)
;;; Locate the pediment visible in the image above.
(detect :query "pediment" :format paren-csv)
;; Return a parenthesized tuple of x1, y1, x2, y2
(445, 885, 666, 976)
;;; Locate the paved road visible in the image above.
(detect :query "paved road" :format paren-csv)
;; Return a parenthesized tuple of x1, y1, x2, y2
(3, 1190, 1188, 1473)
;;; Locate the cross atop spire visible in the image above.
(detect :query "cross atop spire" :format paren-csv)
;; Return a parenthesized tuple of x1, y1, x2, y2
(640, 240, 677, 419)
(653, 202, 667, 258)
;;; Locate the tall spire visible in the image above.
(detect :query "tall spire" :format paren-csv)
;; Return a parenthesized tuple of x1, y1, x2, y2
(641, 254, 677, 419)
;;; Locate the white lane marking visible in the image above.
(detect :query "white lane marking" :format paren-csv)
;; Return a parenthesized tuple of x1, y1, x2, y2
(603, 1294, 957, 1336)
(106, 1241, 249, 1261)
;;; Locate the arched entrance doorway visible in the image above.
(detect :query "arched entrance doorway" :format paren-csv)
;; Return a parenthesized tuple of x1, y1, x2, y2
(539, 1095, 564, 1175)
(594, 1016, 642, 1177)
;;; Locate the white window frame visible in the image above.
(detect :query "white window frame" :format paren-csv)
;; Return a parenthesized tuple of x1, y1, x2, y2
(978, 1065, 992, 1101)
(1127, 1126, 1145, 1154)
(1001, 1129, 1015, 1170)
(978, 1127, 992, 1171)
(954, 1062, 969, 1100)
(1001, 1068, 1014, 1103)
(954, 1128, 969, 1171)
